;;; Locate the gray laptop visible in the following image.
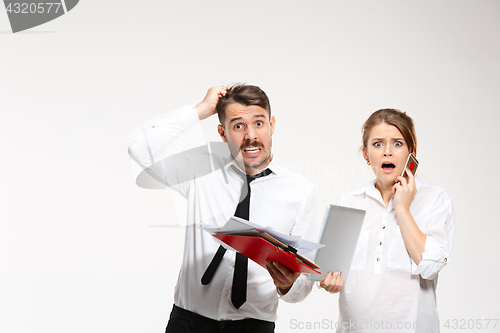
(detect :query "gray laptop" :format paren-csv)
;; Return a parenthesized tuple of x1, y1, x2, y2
(307, 204, 366, 282)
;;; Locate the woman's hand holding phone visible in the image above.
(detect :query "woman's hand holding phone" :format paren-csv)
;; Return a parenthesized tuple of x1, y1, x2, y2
(391, 157, 425, 266)
(392, 167, 417, 212)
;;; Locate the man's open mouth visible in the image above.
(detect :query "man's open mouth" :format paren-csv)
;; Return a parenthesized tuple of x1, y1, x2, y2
(243, 146, 261, 154)
(241, 141, 263, 155)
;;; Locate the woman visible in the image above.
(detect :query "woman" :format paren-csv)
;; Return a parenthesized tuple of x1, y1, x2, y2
(321, 109, 455, 333)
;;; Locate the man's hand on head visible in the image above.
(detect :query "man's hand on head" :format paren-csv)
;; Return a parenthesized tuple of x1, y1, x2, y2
(266, 260, 301, 295)
(194, 86, 227, 120)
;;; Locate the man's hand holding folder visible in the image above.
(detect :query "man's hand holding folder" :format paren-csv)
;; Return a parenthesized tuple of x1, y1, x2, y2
(265, 259, 302, 294)
(201, 217, 323, 275)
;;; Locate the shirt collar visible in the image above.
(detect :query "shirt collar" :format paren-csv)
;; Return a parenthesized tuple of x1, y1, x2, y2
(353, 176, 424, 198)
(414, 176, 424, 189)
(351, 179, 378, 198)
(223, 156, 277, 177)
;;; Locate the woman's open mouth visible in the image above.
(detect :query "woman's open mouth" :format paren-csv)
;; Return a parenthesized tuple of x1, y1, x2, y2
(381, 162, 396, 174)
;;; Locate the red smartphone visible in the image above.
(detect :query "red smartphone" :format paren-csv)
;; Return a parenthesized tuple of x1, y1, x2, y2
(401, 153, 419, 178)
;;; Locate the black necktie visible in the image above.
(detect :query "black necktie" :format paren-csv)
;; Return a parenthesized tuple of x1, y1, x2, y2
(201, 166, 272, 309)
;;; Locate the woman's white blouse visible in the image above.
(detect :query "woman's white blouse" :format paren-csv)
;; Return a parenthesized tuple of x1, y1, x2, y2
(336, 177, 455, 333)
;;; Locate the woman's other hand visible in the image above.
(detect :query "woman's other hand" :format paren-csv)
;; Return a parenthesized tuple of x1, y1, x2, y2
(319, 271, 343, 294)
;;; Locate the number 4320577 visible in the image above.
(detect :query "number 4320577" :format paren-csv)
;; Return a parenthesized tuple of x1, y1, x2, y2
(444, 319, 498, 330)
(6, 3, 62, 14)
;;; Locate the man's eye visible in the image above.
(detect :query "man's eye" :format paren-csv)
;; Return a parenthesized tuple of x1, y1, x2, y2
(235, 124, 244, 130)
(255, 121, 263, 127)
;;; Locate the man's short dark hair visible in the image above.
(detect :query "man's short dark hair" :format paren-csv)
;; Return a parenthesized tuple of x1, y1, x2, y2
(216, 84, 271, 126)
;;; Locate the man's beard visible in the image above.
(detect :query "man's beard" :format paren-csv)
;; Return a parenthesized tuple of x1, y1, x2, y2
(244, 151, 272, 169)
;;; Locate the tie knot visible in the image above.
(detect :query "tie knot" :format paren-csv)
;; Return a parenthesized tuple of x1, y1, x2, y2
(230, 165, 273, 183)
(246, 168, 272, 183)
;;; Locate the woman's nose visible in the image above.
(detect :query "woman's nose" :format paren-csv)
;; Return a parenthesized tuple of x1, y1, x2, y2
(383, 146, 393, 156)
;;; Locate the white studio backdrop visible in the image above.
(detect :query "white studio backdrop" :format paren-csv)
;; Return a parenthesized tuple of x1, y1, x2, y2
(1, 1, 499, 332)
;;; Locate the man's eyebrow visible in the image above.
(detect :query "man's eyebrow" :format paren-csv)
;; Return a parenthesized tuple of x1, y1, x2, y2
(228, 114, 267, 124)
(229, 116, 243, 124)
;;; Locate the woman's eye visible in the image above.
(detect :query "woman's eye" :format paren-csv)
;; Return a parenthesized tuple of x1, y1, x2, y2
(394, 141, 403, 147)
(374, 142, 383, 147)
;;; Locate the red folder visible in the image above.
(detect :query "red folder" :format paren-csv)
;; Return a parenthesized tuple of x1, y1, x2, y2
(214, 232, 321, 274)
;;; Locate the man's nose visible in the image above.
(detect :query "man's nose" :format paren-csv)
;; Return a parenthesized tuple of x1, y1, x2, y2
(244, 126, 257, 141)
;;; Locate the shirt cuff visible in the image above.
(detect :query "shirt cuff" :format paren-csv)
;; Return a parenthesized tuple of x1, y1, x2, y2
(411, 237, 448, 280)
(277, 275, 313, 303)
(176, 105, 200, 129)
(277, 280, 300, 301)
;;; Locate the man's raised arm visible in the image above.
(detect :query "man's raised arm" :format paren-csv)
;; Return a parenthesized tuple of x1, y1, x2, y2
(127, 86, 228, 194)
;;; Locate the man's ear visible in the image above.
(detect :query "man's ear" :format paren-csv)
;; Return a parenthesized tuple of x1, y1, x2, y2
(270, 116, 276, 135)
(218, 124, 228, 143)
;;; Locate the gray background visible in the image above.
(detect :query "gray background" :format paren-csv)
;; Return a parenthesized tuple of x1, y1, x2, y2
(1, 1, 499, 332)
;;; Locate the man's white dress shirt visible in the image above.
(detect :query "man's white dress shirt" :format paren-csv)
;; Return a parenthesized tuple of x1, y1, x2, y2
(128, 106, 316, 322)
(336, 178, 455, 333)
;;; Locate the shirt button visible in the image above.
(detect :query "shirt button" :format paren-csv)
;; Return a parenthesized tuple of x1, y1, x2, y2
(382, 226, 386, 229)
(376, 258, 380, 261)
(379, 242, 382, 246)
(444, 258, 447, 262)
(232, 263, 235, 268)
(224, 291, 229, 296)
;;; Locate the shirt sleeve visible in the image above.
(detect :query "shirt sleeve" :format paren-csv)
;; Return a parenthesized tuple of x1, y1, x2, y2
(411, 190, 455, 280)
(127, 106, 201, 197)
(278, 183, 317, 303)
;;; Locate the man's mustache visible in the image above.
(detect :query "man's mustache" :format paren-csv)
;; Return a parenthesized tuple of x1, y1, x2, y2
(240, 141, 264, 150)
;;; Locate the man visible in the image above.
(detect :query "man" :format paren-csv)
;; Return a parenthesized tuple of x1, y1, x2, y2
(128, 84, 317, 332)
